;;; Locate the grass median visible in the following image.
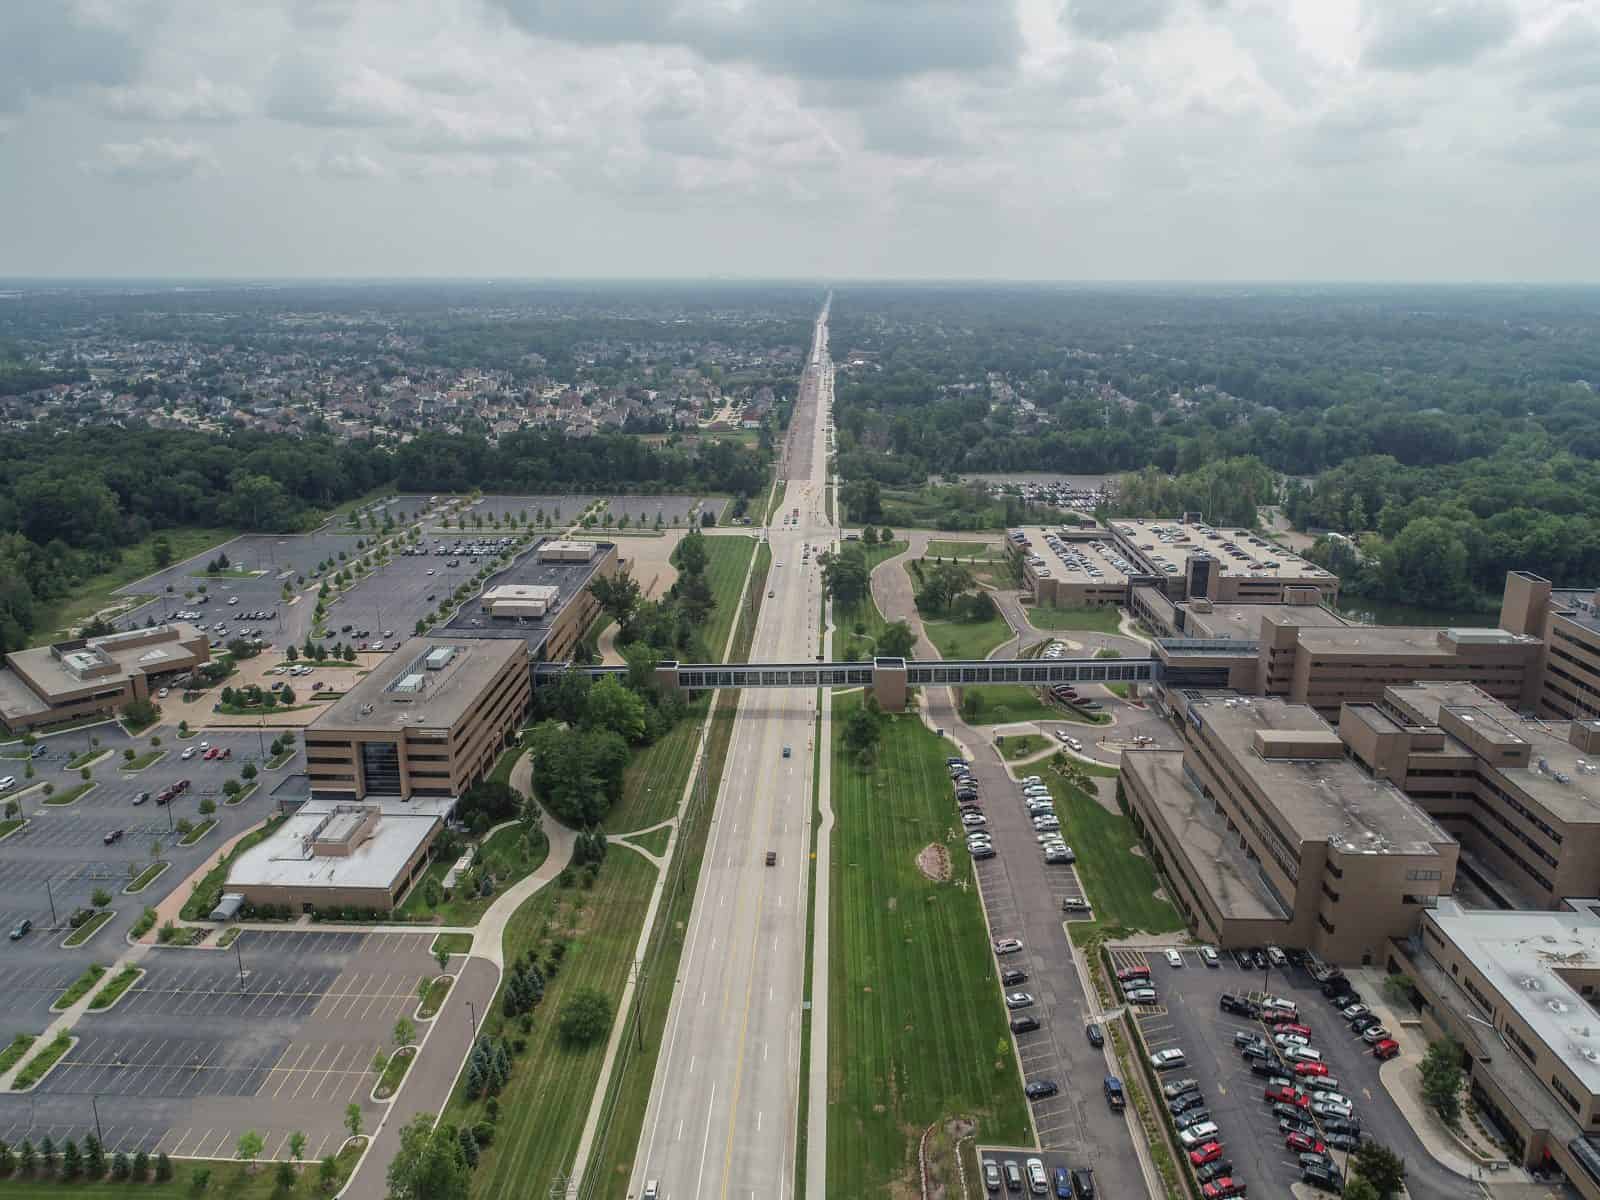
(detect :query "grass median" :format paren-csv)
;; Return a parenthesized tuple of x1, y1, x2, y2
(12, 1031, 74, 1091)
(54, 964, 107, 1009)
(88, 965, 142, 1010)
(0, 1034, 36, 1075)
(181, 813, 287, 920)
(0, 1142, 361, 1199)
(1040, 777, 1182, 935)
(827, 693, 1031, 1197)
(63, 910, 116, 946)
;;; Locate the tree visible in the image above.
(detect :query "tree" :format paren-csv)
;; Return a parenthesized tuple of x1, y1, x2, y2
(236, 1130, 264, 1167)
(286, 644, 298, 662)
(288, 1132, 307, 1162)
(385, 1114, 470, 1200)
(91, 887, 111, 908)
(878, 620, 916, 659)
(860, 524, 878, 546)
(344, 1102, 363, 1139)
(1343, 1178, 1381, 1200)
(199, 796, 216, 816)
(151, 535, 174, 568)
(124, 747, 135, 763)
(842, 703, 882, 760)
(584, 675, 647, 742)
(435, 944, 451, 973)
(1420, 1036, 1464, 1125)
(589, 572, 643, 637)
(1382, 972, 1416, 1009)
(959, 689, 985, 721)
(224, 778, 242, 798)
(83, 1133, 104, 1179)
(318, 1156, 337, 1191)
(279, 686, 295, 705)
(242, 762, 257, 781)
(558, 987, 613, 1046)
(394, 1016, 416, 1048)
(191, 1166, 212, 1193)
(155, 1151, 173, 1182)
(62, 1139, 81, 1180)
(1351, 1140, 1407, 1198)
(915, 561, 974, 616)
(275, 1160, 296, 1193)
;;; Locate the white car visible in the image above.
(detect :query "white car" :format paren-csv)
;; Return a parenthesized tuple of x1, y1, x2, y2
(1150, 1048, 1187, 1070)
(181, 748, 196, 760)
(1165, 949, 1183, 968)
(1284, 1046, 1323, 1063)
(1274, 1032, 1311, 1048)
(199, 741, 210, 750)
(1124, 987, 1158, 1004)
(1361, 1025, 1392, 1044)
(1032, 817, 1060, 831)
(0, 777, 15, 791)
(1200, 946, 1221, 967)
(994, 938, 1024, 956)
(157, 687, 170, 698)
(1005, 992, 1035, 1010)
(1177, 1120, 1220, 1147)
(961, 812, 987, 827)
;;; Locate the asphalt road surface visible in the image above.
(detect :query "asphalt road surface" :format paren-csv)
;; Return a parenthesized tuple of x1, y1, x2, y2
(629, 296, 832, 1200)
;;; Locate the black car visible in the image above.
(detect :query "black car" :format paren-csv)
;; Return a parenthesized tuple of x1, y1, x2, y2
(1250, 1060, 1286, 1078)
(1195, 1160, 1235, 1184)
(1240, 1044, 1270, 1062)
(1253, 949, 1270, 970)
(1322, 979, 1354, 998)
(1303, 1165, 1342, 1193)
(1219, 993, 1257, 1017)
(1085, 1022, 1104, 1048)
(1271, 1102, 1304, 1122)
(1232, 948, 1254, 969)
(1324, 1132, 1362, 1152)
(1233, 1030, 1266, 1050)
(1010, 1015, 1040, 1034)
(1352, 1013, 1382, 1033)
(1002, 968, 1028, 987)
(1070, 1168, 1095, 1198)
(1024, 1080, 1059, 1101)
(1323, 1118, 1362, 1137)
(103, 829, 124, 844)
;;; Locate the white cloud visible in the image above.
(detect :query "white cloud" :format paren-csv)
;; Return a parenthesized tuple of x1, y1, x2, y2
(291, 147, 388, 178)
(102, 78, 251, 122)
(82, 137, 218, 180)
(1362, 0, 1519, 71)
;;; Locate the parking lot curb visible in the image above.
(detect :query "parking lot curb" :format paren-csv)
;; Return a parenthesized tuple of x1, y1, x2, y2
(124, 861, 172, 894)
(6, 1033, 79, 1094)
(59, 909, 117, 949)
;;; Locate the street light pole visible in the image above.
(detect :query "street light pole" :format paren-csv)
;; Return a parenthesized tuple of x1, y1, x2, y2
(43, 877, 57, 926)
(235, 941, 246, 991)
(90, 1095, 103, 1145)
(466, 999, 477, 1039)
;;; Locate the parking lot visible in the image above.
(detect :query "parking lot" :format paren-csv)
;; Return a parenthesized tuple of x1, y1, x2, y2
(0, 929, 442, 1161)
(1124, 946, 1471, 1200)
(600, 494, 723, 527)
(326, 548, 487, 644)
(0, 725, 303, 1039)
(947, 746, 1146, 1196)
(434, 493, 596, 529)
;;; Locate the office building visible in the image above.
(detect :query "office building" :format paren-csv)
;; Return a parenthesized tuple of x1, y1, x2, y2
(1122, 690, 1456, 964)
(304, 638, 529, 802)
(224, 795, 451, 913)
(1388, 898, 1600, 1196)
(0, 624, 210, 733)
(1343, 681, 1600, 909)
(435, 538, 617, 665)
(1107, 517, 1339, 605)
(1501, 572, 1600, 720)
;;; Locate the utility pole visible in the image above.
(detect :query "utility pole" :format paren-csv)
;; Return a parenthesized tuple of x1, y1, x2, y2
(43, 876, 57, 926)
(90, 1095, 104, 1145)
(235, 940, 246, 991)
(466, 998, 478, 1038)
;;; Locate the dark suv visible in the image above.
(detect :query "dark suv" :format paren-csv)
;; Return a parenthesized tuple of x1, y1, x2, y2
(1219, 993, 1258, 1018)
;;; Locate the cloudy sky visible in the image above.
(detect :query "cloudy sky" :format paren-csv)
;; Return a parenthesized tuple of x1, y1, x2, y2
(2, 0, 1597, 280)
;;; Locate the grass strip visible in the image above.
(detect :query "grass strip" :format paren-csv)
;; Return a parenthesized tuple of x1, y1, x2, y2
(217, 927, 240, 949)
(63, 909, 116, 946)
(125, 860, 171, 892)
(1040, 779, 1182, 935)
(12, 1031, 73, 1091)
(620, 826, 670, 857)
(921, 614, 1013, 661)
(178, 818, 217, 846)
(54, 964, 107, 1009)
(67, 748, 110, 770)
(0, 1033, 36, 1074)
(794, 702, 824, 1200)
(120, 749, 166, 771)
(88, 965, 142, 1010)
(419, 975, 452, 1019)
(826, 694, 1031, 1197)
(959, 683, 1058, 725)
(130, 906, 158, 939)
(0, 1142, 361, 1198)
(1026, 604, 1128, 634)
(374, 1045, 415, 1099)
(432, 932, 473, 957)
(395, 822, 548, 926)
(180, 814, 287, 920)
(42, 782, 95, 807)
(0, 819, 23, 840)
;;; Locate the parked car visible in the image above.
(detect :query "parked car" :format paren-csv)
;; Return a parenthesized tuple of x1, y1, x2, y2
(1024, 1080, 1059, 1101)
(1002, 968, 1028, 987)
(1005, 992, 1035, 1010)
(1342, 1003, 1371, 1021)
(1188, 1142, 1225, 1167)
(1372, 1038, 1401, 1060)
(1361, 1025, 1392, 1044)
(1293, 1060, 1330, 1078)
(1201, 1178, 1247, 1199)
(1161, 1077, 1200, 1100)
(1165, 949, 1184, 968)
(1200, 946, 1221, 967)
(1195, 1159, 1235, 1184)
(1085, 1022, 1104, 1048)
(9, 918, 32, 940)
(1178, 1121, 1221, 1148)
(994, 938, 1024, 956)
(1219, 993, 1257, 1017)
(1285, 1132, 1326, 1154)
(1123, 987, 1159, 1005)
(1150, 1048, 1187, 1071)
(1010, 1015, 1040, 1034)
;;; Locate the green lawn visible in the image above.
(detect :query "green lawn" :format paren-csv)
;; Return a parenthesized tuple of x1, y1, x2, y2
(433, 932, 473, 957)
(42, 783, 95, 807)
(922, 615, 1013, 661)
(997, 733, 1050, 760)
(0, 1033, 35, 1074)
(446, 850, 657, 1200)
(926, 540, 1004, 561)
(0, 1136, 359, 1197)
(88, 965, 142, 1009)
(959, 684, 1057, 725)
(0, 819, 23, 840)
(835, 541, 906, 658)
(620, 826, 670, 857)
(181, 814, 286, 919)
(395, 823, 549, 925)
(120, 750, 166, 771)
(54, 964, 107, 1009)
(827, 694, 1031, 1196)
(124, 861, 169, 892)
(696, 534, 758, 660)
(600, 698, 709, 833)
(419, 975, 452, 1019)
(64, 910, 114, 946)
(1040, 777, 1183, 935)
(29, 526, 236, 645)
(1027, 604, 1126, 635)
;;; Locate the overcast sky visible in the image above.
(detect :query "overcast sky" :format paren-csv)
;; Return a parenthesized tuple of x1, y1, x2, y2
(2, 0, 1597, 281)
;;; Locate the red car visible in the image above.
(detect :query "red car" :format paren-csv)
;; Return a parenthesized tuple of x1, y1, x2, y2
(1116, 966, 1152, 982)
(1270, 1022, 1312, 1038)
(203, 747, 218, 760)
(1293, 1061, 1331, 1078)
(1372, 1038, 1401, 1060)
(1202, 1179, 1247, 1200)
(177, 778, 191, 792)
(1188, 1142, 1225, 1167)
(1264, 1085, 1309, 1108)
(1285, 1132, 1326, 1154)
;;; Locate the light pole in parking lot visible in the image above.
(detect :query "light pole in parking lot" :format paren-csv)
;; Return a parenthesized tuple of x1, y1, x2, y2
(90, 1095, 104, 1145)
(235, 940, 246, 992)
(466, 998, 477, 1038)
(43, 877, 57, 926)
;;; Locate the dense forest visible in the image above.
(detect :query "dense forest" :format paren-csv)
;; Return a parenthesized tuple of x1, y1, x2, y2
(0, 426, 767, 651)
(830, 285, 1600, 608)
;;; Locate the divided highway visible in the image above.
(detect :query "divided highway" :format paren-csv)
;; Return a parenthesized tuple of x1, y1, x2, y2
(630, 298, 834, 1199)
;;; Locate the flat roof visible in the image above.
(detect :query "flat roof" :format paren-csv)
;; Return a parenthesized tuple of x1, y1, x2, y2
(1019, 525, 1128, 587)
(435, 537, 614, 655)
(1123, 751, 1290, 922)
(1292, 624, 1537, 657)
(1181, 601, 1349, 641)
(0, 669, 50, 722)
(1385, 683, 1600, 826)
(1185, 691, 1450, 854)
(1108, 519, 1335, 585)
(228, 796, 452, 892)
(1551, 589, 1600, 637)
(6, 623, 205, 699)
(1428, 898, 1600, 1097)
(311, 637, 523, 734)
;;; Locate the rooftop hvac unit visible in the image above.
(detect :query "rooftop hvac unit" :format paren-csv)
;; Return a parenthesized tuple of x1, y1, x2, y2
(425, 647, 456, 671)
